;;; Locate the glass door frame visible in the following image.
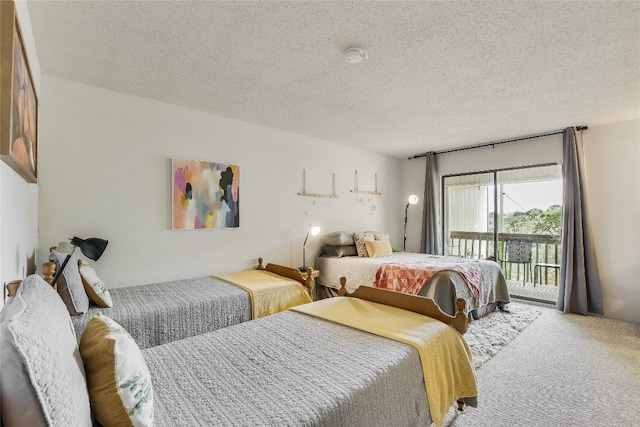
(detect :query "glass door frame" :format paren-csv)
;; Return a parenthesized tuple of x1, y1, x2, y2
(441, 161, 562, 260)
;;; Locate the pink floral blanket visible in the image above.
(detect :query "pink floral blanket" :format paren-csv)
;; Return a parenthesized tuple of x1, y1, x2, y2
(373, 258, 482, 300)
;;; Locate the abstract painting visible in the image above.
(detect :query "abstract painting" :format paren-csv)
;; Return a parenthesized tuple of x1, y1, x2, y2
(172, 159, 240, 229)
(0, 1, 38, 183)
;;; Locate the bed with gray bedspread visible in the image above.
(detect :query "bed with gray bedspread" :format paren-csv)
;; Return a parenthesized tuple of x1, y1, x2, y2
(71, 276, 251, 349)
(146, 310, 435, 426)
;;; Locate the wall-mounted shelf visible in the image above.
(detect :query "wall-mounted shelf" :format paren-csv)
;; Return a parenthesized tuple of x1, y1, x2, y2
(298, 192, 339, 198)
(350, 170, 381, 195)
(297, 169, 339, 198)
(351, 189, 382, 195)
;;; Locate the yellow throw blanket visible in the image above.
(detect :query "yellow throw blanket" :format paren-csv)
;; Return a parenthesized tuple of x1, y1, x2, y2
(214, 270, 312, 319)
(291, 297, 478, 427)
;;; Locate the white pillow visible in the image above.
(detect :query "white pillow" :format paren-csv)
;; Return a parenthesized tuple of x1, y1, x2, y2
(49, 249, 90, 314)
(374, 232, 390, 242)
(80, 314, 154, 427)
(78, 259, 113, 308)
(0, 274, 92, 427)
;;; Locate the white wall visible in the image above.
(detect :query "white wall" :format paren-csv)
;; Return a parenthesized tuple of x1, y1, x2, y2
(0, 1, 40, 309)
(401, 122, 640, 322)
(581, 120, 639, 323)
(0, 165, 38, 298)
(38, 76, 402, 288)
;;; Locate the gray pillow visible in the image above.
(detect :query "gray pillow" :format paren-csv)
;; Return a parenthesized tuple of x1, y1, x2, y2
(321, 231, 355, 246)
(320, 244, 358, 258)
(0, 274, 92, 426)
(49, 250, 89, 315)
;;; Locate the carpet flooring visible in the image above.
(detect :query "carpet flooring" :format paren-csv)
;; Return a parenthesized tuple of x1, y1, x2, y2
(465, 303, 542, 369)
(443, 302, 640, 427)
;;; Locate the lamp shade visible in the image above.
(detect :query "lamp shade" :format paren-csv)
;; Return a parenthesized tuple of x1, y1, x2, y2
(408, 195, 419, 205)
(69, 237, 108, 261)
(49, 236, 108, 288)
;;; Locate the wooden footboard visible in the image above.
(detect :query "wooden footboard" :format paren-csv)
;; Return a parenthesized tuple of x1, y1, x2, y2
(337, 277, 468, 334)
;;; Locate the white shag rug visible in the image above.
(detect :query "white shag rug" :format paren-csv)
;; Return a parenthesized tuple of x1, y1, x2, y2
(465, 303, 542, 369)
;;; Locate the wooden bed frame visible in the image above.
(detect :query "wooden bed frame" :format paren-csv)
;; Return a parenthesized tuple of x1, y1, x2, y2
(337, 276, 468, 335)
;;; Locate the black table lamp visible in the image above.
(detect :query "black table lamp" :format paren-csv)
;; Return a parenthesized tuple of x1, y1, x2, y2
(50, 237, 108, 288)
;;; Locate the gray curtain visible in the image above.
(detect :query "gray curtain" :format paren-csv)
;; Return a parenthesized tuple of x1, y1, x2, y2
(557, 127, 603, 315)
(420, 152, 442, 255)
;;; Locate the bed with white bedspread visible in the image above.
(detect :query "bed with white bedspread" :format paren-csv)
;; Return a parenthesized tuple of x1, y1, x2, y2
(316, 252, 510, 319)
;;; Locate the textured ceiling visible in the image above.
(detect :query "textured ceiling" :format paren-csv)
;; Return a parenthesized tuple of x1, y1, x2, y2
(27, 1, 640, 158)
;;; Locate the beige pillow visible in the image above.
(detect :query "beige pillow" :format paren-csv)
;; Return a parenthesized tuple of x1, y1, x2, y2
(80, 314, 153, 427)
(78, 259, 113, 308)
(364, 240, 393, 257)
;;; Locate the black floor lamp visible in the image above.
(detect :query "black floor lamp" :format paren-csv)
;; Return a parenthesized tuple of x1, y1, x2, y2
(403, 195, 419, 251)
(50, 237, 108, 288)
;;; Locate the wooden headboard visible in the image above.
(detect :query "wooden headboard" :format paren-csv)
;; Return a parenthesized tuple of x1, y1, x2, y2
(263, 263, 305, 285)
(257, 257, 315, 298)
(5, 280, 22, 297)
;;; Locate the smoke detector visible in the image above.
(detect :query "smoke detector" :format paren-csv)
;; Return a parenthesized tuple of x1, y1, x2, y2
(344, 47, 367, 64)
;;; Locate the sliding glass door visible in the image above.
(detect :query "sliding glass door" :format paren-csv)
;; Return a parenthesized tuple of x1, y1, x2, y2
(443, 164, 563, 302)
(443, 172, 496, 259)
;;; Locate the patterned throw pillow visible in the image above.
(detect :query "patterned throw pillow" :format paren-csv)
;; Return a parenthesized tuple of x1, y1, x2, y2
(353, 231, 375, 257)
(80, 314, 154, 427)
(78, 259, 113, 308)
(364, 240, 393, 257)
(49, 250, 90, 315)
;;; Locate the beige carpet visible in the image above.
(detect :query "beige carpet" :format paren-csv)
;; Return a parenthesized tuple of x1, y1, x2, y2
(466, 303, 542, 369)
(444, 303, 640, 427)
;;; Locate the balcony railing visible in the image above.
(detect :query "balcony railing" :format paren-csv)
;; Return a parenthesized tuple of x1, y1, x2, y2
(448, 231, 561, 285)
